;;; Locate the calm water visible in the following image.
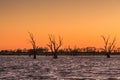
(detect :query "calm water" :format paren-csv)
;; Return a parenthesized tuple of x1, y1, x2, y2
(0, 55, 120, 80)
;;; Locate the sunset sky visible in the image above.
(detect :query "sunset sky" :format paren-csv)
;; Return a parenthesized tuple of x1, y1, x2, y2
(1, 0, 120, 50)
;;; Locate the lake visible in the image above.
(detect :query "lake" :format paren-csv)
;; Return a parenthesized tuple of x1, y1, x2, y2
(0, 55, 120, 80)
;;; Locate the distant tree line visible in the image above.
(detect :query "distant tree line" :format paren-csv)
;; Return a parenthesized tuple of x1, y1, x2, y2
(1, 46, 120, 55)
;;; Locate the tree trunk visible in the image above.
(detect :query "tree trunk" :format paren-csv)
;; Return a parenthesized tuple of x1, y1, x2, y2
(53, 51, 58, 59)
(29, 52, 31, 57)
(33, 49, 36, 59)
(106, 52, 110, 58)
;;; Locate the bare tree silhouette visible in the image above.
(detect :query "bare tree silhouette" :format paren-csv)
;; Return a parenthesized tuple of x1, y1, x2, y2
(47, 34, 63, 59)
(28, 32, 37, 59)
(101, 35, 116, 58)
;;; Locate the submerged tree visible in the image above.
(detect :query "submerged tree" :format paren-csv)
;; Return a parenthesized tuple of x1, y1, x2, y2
(28, 32, 37, 59)
(47, 34, 63, 59)
(101, 35, 116, 58)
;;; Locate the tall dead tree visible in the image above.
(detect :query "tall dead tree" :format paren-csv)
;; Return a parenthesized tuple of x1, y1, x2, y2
(101, 35, 116, 58)
(47, 34, 63, 59)
(28, 32, 37, 59)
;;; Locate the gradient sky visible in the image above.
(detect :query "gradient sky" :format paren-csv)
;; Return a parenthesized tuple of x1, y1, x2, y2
(1, 0, 120, 50)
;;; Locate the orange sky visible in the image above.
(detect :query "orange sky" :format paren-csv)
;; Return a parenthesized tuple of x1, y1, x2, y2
(0, 0, 120, 50)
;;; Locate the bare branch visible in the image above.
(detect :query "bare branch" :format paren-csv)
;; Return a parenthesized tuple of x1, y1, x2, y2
(28, 32, 36, 49)
(28, 32, 37, 59)
(47, 34, 63, 58)
(101, 35, 109, 52)
(101, 35, 116, 53)
(56, 36, 63, 50)
(108, 37, 116, 52)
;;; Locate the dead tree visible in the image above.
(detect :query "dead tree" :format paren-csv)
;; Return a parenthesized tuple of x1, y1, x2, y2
(28, 32, 37, 59)
(101, 35, 116, 58)
(47, 34, 63, 59)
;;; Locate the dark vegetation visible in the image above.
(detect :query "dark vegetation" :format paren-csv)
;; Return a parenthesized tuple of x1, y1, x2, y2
(1, 47, 120, 56)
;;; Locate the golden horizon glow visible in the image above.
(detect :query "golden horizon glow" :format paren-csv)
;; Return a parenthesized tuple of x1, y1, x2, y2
(1, 0, 120, 50)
